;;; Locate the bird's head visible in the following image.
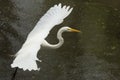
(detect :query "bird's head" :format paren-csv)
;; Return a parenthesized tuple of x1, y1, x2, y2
(62, 27, 80, 33)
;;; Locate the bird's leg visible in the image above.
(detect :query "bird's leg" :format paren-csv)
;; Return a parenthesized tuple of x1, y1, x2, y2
(11, 67, 18, 80)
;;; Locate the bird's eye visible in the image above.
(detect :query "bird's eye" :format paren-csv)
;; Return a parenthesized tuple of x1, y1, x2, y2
(67, 28, 71, 31)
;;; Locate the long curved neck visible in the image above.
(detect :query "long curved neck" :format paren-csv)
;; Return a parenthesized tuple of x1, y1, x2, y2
(42, 28, 64, 49)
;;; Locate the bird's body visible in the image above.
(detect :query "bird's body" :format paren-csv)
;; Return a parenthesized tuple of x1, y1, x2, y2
(11, 3, 79, 71)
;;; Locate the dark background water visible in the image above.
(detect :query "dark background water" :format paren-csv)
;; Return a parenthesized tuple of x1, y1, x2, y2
(0, 0, 120, 80)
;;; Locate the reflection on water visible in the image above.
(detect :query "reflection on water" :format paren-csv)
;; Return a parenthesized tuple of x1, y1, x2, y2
(0, 0, 120, 80)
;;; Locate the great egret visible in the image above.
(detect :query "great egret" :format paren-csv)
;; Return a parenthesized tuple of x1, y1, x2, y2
(11, 3, 80, 71)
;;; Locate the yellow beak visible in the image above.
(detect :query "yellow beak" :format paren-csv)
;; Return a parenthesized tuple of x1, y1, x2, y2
(70, 28, 81, 32)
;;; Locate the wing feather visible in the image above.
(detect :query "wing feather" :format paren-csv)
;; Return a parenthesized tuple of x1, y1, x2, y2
(40, 3, 73, 25)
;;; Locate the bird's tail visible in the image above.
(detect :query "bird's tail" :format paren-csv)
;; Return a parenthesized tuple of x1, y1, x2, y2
(11, 45, 41, 71)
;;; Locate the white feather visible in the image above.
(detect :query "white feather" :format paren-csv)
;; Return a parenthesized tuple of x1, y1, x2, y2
(11, 3, 73, 71)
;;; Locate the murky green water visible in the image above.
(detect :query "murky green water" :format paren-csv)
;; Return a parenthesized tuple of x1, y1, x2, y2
(0, 0, 120, 80)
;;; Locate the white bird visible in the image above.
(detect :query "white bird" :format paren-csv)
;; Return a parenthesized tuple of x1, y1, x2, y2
(11, 3, 80, 71)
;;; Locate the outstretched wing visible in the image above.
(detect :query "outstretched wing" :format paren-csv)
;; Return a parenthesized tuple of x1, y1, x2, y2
(11, 3, 73, 71)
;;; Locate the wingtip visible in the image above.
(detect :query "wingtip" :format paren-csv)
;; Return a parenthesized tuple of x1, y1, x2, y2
(62, 5, 67, 9)
(68, 7, 73, 13)
(54, 3, 73, 11)
(70, 7, 74, 11)
(54, 5, 57, 7)
(66, 6, 70, 10)
(40, 3, 73, 24)
(58, 3, 62, 7)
